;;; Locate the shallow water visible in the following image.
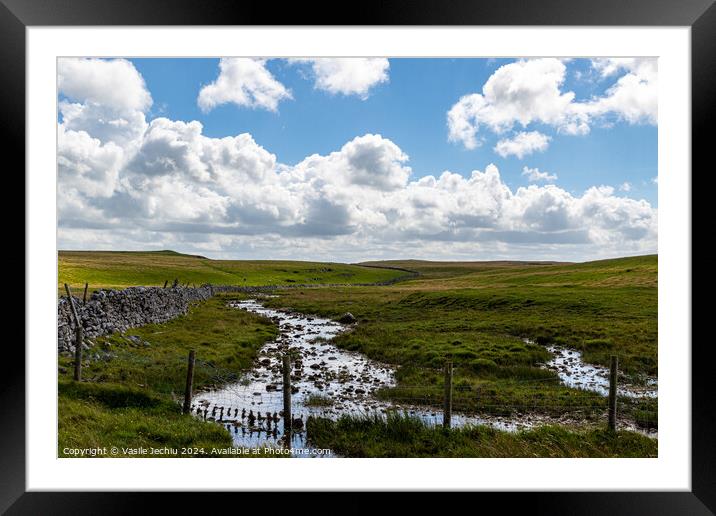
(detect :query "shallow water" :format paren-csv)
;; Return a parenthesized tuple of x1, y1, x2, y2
(192, 299, 533, 455)
(192, 300, 657, 455)
(540, 344, 658, 399)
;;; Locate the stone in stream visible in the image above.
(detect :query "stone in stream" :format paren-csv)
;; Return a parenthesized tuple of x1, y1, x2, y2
(337, 312, 357, 324)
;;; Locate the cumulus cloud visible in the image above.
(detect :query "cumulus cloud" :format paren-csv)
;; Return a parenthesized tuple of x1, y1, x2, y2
(619, 182, 632, 192)
(58, 58, 152, 114)
(586, 58, 658, 125)
(494, 131, 551, 159)
(58, 58, 152, 217)
(522, 166, 558, 183)
(59, 124, 656, 259)
(448, 57, 657, 150)
(197, 58, 292, 112)
(290, 58, 389, 98)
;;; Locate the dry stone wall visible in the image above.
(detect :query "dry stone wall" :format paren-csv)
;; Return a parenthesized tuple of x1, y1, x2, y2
(57, 286, 213, 352)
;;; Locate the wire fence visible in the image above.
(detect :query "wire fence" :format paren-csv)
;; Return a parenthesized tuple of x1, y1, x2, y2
(73, 343, 658, 433)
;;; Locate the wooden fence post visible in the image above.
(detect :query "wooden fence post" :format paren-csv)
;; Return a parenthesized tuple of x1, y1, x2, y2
(183, 350, 196, 414)
(283, 354, 292, 437)
(443, 360, 453, 429)
(82, 282, 89, 304)
(64, 283, 83, 381)
(608, 355, 618, 431)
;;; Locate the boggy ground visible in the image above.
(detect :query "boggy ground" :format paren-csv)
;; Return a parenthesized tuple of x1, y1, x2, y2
(262, 255, 658, 431)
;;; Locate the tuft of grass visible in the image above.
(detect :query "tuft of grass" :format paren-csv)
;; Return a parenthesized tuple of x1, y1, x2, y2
(306, 413, 658, 458)
(304, 394, 334, 407)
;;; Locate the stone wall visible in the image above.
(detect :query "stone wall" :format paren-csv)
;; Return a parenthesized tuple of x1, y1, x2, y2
(57, 268, 419, 352)
(57, 285, 213, 352)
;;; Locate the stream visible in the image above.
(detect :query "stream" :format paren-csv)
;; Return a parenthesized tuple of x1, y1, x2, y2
(192, 299, 657, 455)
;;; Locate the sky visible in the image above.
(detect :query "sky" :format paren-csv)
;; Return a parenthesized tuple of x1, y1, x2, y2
(57, 57, 657, 262)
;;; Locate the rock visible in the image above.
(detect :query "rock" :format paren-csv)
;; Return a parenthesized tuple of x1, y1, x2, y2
(337, 312, 357, 324)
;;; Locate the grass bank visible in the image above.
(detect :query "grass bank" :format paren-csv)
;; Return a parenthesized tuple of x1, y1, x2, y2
(306, 414, 658, 458)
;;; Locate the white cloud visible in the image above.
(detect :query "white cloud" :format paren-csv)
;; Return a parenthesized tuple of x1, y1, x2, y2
(58, 125, 124, 197)
(58, 58, 152, 114)
(59, 124, 656, 259)
(448, 59, 588, 149)
(494, 131, 551, 159)
(619, 182, 632, 192)
(290, 58, 389, 98)
(586, 58, 658, 125)
(448, 57, 658, 151)
(58, 58, 152, 217)
(197, 58, 292, 112)
(522, 166, 558, 183)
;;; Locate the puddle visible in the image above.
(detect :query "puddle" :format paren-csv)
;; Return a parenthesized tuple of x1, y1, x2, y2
(540, 344, 658, 399)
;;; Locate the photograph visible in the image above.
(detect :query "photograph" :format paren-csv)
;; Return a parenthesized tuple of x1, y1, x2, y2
(56, 55, 660, 459)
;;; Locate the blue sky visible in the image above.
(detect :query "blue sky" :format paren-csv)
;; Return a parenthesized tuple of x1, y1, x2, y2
(57, 57, 658, 261)
(131, 57, 657, 205)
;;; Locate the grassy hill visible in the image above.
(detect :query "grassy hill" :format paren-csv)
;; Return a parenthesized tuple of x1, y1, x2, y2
(58, 250, 406, 293)
(361, 255, 655, 288)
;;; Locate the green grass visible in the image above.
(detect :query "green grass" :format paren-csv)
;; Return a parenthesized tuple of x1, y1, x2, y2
(58, 253, 658, 456)
(264, 255, 657, 428)
(304, 394, 334, 407)
(58, 293, 278, 456)
(306, 414, 658, 458)
(59, 250, 406, 294)
(59, 381, 234, 457)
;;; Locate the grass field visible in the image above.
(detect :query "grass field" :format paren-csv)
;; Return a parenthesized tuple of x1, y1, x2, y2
(58, 294, 278, 456)
(262, 255, 658, 427)
(58, 250, 406, 294)
(57, 252, 657, 456)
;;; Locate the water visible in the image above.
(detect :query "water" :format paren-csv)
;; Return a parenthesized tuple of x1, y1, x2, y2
(192, 299, 531, 455)
(192, 300, 657, 455)
(540, 344, 658, 399)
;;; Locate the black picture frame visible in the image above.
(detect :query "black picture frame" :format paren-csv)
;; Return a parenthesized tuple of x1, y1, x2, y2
(6, 0, 709, 513)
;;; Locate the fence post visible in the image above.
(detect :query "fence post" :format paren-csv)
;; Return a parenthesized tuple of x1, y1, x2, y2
(283, 354, 292, 437)
(608, 355, 618, 431)
(183, 350, 196, 414)
(64, 284, 84, 381)
(443, 360, 453, 429)
(82, 282, 89, 304)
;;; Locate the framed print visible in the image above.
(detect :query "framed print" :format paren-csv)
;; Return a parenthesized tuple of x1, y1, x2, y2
(6, 0, 711, 512)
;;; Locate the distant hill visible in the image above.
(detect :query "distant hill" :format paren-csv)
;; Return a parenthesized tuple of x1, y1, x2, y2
(58, 250, 406, 293)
